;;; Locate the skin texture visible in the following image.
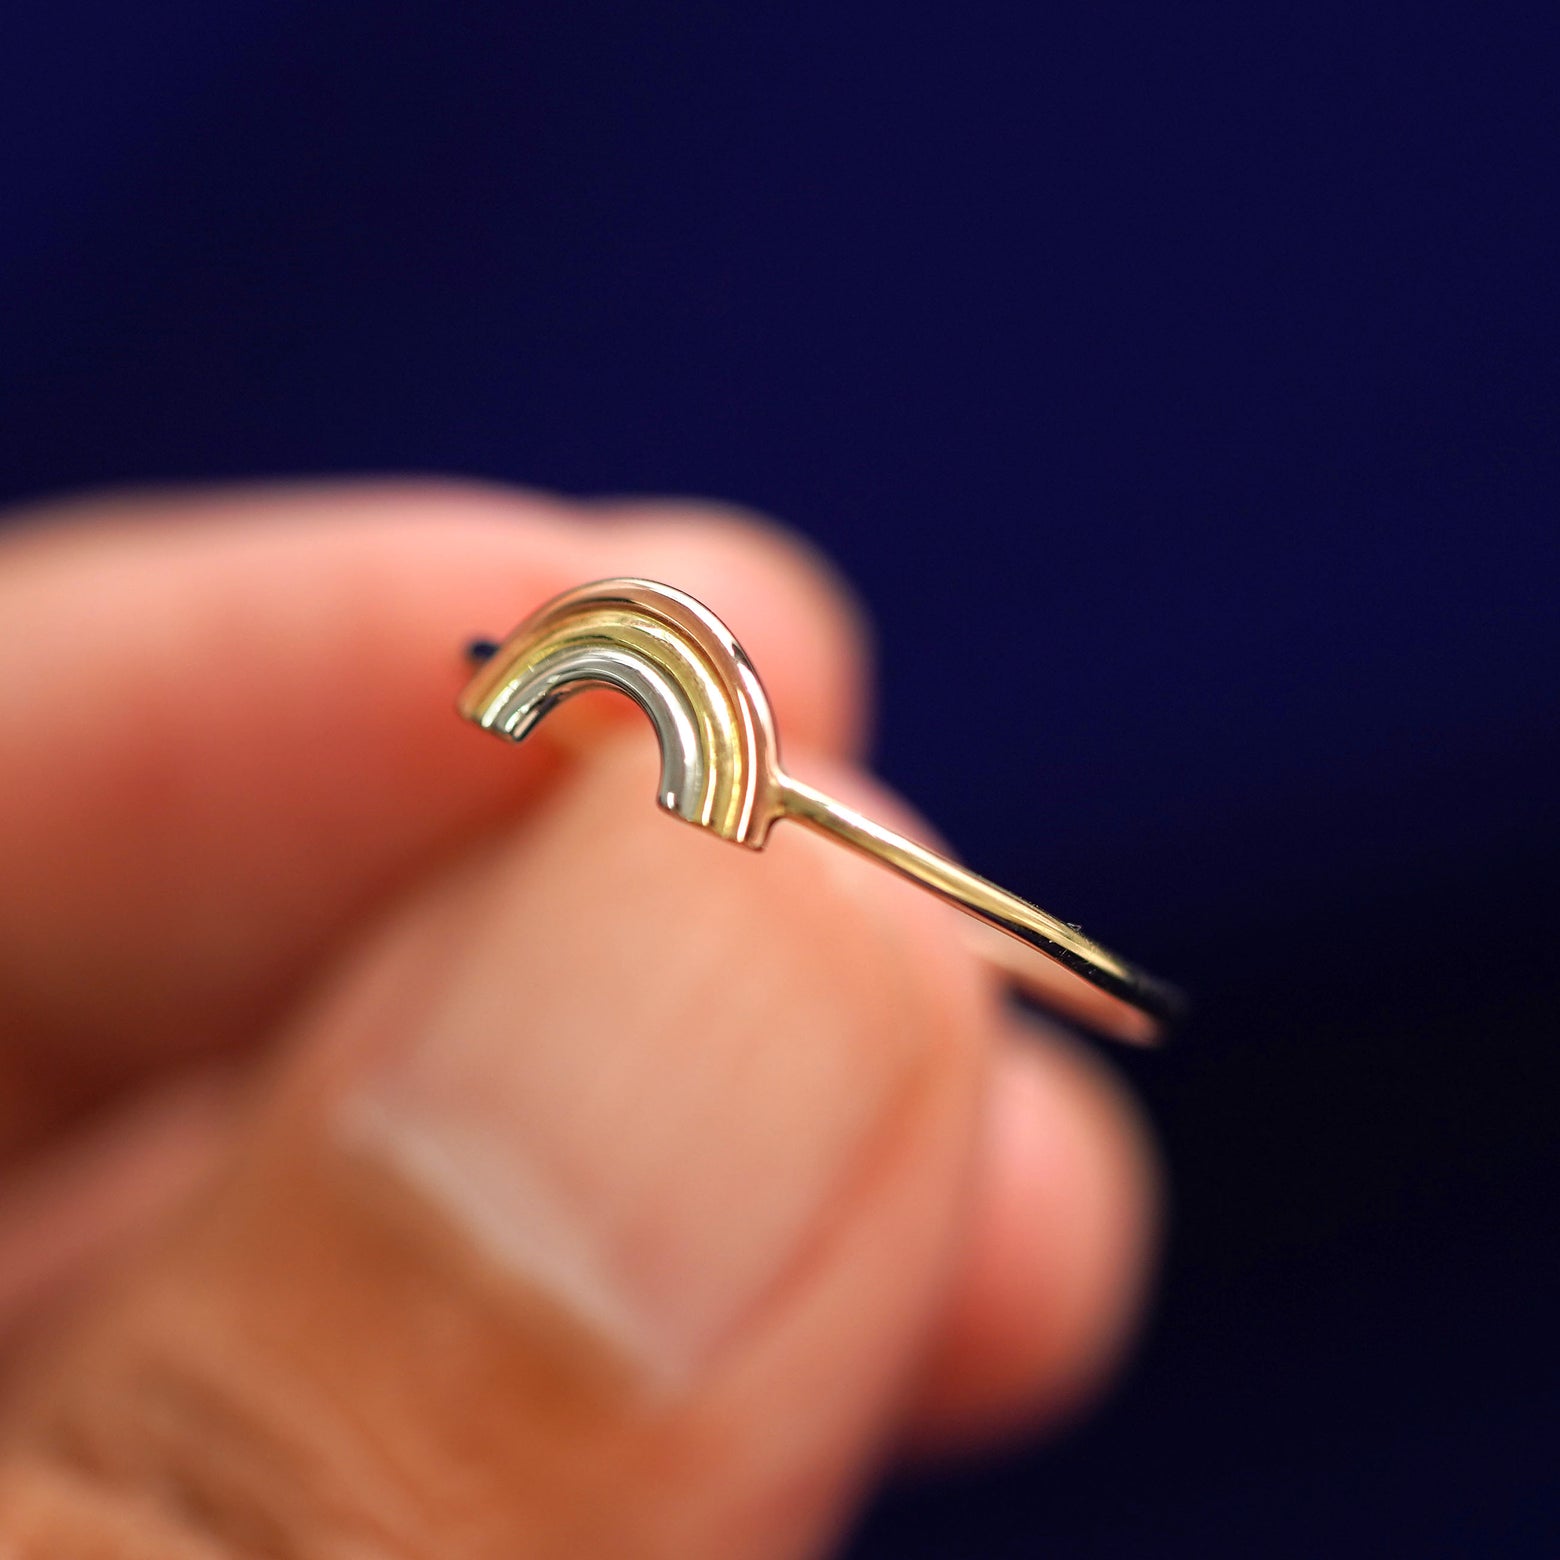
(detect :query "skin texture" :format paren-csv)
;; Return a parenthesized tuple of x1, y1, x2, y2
(0, 483, 1161, 1557)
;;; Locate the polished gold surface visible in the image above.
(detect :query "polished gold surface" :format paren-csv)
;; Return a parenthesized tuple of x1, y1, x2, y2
(459, 578, 1182, 1043)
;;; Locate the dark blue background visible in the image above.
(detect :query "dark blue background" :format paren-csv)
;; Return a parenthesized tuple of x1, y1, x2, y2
(4, 3, 1557, 1553)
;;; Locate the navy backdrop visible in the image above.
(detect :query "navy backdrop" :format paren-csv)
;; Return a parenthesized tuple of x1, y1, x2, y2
(3, 3, 1557, 1554)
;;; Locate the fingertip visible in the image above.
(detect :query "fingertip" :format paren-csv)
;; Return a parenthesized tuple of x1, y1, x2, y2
(2, 737, 1004, 1556)
(584, 497, 876, 761)
(0, 480, 875, 1128)
(906, 1022, 1163, 1455)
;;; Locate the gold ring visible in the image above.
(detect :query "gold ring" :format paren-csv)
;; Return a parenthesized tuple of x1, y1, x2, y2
(459, 578, 1182, 1044)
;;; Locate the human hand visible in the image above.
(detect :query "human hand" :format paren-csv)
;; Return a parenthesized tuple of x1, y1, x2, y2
(0, 484, 1159, 1558)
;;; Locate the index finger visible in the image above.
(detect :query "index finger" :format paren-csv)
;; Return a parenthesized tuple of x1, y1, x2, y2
(0, 481, 870, 1156)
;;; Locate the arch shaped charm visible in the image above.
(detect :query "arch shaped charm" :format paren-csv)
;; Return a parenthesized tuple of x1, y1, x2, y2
(459, 579, 1183, 1043)
(458, 579, 783, 845)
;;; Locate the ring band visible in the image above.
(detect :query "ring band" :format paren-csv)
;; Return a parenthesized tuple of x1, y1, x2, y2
(458, 579, 1182, 1044)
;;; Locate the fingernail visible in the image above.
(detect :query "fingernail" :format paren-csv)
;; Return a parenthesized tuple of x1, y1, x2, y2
(340, 738, 941, 1389)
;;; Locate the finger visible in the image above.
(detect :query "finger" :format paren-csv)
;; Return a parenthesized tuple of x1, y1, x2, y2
(4, 738, 1159, 1456)
(0, 1454, 228, 1559)
(1, 737, 998, 1559)
(904, 1024, 1163, 1453)
(0, 1071, 235, 1360)
(0, 481, 869, 1154)
(0, 1024, 1163, 1457)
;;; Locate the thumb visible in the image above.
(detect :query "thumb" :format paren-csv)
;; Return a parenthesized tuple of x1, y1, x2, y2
(1, 734, 996, 1559)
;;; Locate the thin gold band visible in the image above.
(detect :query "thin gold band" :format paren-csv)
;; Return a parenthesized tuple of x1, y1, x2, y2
(458, 578, 1181, 1044)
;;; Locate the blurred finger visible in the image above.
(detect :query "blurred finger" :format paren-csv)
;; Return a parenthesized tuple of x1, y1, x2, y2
(0, 481, 869, 1154)
(2, 736, 993, 1558)
(904, 1023, 1163, 1453)
(0, 1020, 1164, 1461)
(0, 1072, 235, 1361)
